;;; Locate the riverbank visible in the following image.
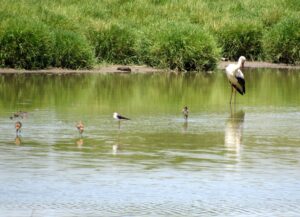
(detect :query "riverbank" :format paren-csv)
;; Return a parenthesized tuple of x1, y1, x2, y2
(0, 61, 299, 74)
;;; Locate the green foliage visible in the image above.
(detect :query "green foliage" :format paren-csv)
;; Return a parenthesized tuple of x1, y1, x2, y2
(90, 24, 138, 64)
(53, 30, 94, 69)
(263, 15, 300, 64)
(216, 21, 263, 60)
(0, 21, 55, 69)
(0, 0, 299, 70)
(0, 20, 94, 69)
(139, 23, 220, 71)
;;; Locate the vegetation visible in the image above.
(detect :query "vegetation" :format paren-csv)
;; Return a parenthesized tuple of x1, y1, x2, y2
(216, 21, 263, 61)
(262, 14, 300, 64)
(0, 0, 299, 70)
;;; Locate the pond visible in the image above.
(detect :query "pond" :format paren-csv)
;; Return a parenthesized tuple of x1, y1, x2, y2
(0, 69, 300, 216)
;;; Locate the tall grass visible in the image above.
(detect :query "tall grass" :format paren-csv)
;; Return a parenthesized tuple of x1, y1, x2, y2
(53, 30, 94, 69)
(263, 14, 300, 64)
(89, 24, 138, 64)
(0, 20, 55, 69)
(216, 20, 263, 60)
(0, 0, 299, 70)
(138, 22, 220, 71)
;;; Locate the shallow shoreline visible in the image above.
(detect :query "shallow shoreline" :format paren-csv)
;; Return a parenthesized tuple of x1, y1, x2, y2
(0, 65, 161, 74)
(0, 61, 299, 74)
(218, 61, 300, 70)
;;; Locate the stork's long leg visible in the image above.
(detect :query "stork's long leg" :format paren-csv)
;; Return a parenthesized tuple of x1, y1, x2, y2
(230, 85, 233, 104)
(234, 88, 237, 104)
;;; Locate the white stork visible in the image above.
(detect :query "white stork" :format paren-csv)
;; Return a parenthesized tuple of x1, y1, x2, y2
(225, 56, 246, 104)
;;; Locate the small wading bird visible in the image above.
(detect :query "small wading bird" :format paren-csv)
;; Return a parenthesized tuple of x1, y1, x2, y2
(76, 121, 84, 136)
(113, 112, 130, 129)
(15, 121, 22, 135)
(182, 106, 189, 121)
(113, 112, 130, 121)
(9, 111, 28, 120)
(225, 56, 246, 104)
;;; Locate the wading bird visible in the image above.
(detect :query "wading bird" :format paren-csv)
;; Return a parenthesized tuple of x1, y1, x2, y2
(113, 112, 130, 129)
(182, 106, 189, 121)
(76, 121, 84, 136)
(9, 111, 28, 120)
(113, 112, 130, 121)
(225, 56, 246, 104)
(15, 121, 22, 135)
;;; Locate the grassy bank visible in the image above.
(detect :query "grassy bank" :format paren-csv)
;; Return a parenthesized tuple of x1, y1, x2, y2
(0, 0, 299, 71)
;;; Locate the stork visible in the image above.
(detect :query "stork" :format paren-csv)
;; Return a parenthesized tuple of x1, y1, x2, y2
(225, 56, 246, 104)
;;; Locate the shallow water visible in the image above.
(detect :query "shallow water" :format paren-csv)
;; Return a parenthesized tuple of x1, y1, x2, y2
(0, 69, 300, 216)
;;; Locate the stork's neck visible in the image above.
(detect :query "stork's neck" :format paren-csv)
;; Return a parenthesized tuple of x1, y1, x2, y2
(237, 59, 243, 68)
(236, 56, 246, 69)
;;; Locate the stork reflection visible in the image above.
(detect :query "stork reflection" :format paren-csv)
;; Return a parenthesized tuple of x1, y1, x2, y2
(224, 109, 245, 162)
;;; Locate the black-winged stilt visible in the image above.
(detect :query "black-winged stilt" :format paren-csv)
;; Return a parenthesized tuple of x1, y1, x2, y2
(113, 112, 130, 129)
(113, 112, 130, 121)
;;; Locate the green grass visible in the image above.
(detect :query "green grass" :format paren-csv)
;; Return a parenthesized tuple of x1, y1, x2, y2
(263, 14, 300, 64)
(0, 0, 299, 70)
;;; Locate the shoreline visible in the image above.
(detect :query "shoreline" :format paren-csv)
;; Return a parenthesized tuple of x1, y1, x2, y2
(0, 61, 299, 74)
(218, 61, 300, 70)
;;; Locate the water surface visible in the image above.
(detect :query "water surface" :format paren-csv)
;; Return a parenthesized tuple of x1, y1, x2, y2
(0, 69, 300, 216)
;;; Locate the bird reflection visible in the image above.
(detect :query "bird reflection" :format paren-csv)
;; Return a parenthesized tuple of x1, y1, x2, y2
(112, 131, 123, 155)
(76, 138, 84, 149)
(15, 136, 21, 145)
(112, 143, 119, 155)
(182, 121, 188, 132)
(112, 139, 124, 155)
(224, 108, 245, 161)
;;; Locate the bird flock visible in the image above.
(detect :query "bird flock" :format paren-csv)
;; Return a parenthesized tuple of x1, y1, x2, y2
(11, 56, 246, 139)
